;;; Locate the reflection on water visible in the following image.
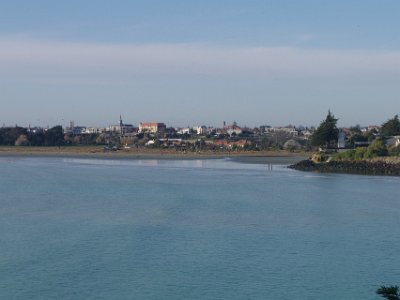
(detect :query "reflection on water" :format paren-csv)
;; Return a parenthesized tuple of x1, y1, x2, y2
(60, 157, 280, 171)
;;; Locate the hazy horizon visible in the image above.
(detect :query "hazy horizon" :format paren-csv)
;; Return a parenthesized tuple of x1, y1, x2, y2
(1, 1, 399, 127)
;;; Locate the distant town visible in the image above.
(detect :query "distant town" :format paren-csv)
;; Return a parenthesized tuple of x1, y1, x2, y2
(1, 114, 400, 154)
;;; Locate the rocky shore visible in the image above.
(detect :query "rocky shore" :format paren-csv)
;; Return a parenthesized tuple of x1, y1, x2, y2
(289, 158, 400, 176)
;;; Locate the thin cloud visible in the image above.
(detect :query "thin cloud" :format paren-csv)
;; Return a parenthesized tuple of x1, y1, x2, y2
(0, 38, 400, 83)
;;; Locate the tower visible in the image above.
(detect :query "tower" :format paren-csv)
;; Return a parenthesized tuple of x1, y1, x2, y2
(119, 115, 124, 144)
(119, 115, 124, 135)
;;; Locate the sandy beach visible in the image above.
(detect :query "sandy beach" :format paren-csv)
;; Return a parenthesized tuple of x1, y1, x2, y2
(0, 146, 307, 164)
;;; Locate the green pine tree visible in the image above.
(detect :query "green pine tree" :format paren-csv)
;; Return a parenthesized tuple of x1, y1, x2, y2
(311, 110, 339, 148)
(376, 286, 400, 300)
(381, 115, 400, 137)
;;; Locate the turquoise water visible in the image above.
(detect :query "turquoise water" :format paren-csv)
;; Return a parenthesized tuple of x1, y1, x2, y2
(0, 157, 399, 300)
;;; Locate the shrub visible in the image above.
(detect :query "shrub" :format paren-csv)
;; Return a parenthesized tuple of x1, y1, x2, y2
(354, 147, 368, 160)
(365, 139, 388, 158)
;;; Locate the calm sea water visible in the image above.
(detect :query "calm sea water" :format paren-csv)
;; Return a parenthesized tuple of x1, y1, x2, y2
(0, 156, 399, 300)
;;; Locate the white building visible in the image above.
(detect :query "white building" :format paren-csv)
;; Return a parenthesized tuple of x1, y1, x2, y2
(177, 127, 192, 135)
(386, 136, 400, 147)
(225, 124, 243, 136)
(65, 126, 86, 135)
(337, 131, 346, 148)
(84, 127, 106, 134)
(272, 126, 298, 136)
(193, 126, 208, 135)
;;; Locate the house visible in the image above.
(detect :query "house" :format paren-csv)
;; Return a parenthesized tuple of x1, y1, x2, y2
(386, 136, 400, 147)
(84, 127, 106, 134)
(300, 129, 313, 140)
(261, 125, 298, 136)
(368, 125, 380, 132)
(225, 124, 243, 136)
(213, 139, 250, 149)
(65, 126, 86, 135)
(193, 126, 208, 135)
(139, 122, 166, 133)
(272, 126, 298, 136)
(337, 131, 346, 149)
(177, 127, 192, 135)
(260, 125, 272, 133)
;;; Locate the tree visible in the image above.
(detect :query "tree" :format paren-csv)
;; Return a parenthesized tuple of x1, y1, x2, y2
(0, 127, 27, 145)
(347, 132, 368, 148)
(45, 126, 64, 146)
(376, 285, 400, 300)
(311, 111, 339, 148)
(29, 131, 45, 146)
(15, 134, 29, 146)
(365, 139, 388, 158)
(381, 115, 400, 137)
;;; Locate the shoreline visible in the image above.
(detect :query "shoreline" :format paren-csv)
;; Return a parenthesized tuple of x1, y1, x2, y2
(0, 146, 307, 164)
(289, 158, 400, 176)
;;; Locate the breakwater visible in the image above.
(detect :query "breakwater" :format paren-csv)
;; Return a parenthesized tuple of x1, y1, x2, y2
(289, 159, 400, 176)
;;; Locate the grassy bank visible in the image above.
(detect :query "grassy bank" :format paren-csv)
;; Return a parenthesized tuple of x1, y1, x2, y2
(0, 146, 308, 161)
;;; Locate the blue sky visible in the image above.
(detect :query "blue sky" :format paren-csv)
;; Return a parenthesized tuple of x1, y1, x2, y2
(1, 0, 400, 127)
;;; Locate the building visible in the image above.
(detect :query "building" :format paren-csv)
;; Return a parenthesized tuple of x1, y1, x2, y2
(177, 127, 192, 135)
(224, 123, 243, 136)
(386, 136, 400, 147)
(107, 116, 134, 134)
(107, 124, 135, 133)
(367, 125, 380, 132)
(139, 122, 166, 133)
(64, 120, 87, 135)
(337, 130, 346, 149)
(65, 126, 87, 135)
(193, 126, 208, 135)
(272, 126, 298, 136)
(213, 139, 250, 149)
(260, 125, 272, 133)
(84, 127, 106, 134)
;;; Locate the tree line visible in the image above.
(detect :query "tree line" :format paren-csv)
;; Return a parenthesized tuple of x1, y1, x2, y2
(310, 112, 400, 157)
(0, 126, 65, 147)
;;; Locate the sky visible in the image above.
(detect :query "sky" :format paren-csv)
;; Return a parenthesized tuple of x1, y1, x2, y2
(1, 0, 400, 127)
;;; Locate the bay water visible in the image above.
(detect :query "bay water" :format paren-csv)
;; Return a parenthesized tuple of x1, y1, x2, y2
(0, 156, 399, 299)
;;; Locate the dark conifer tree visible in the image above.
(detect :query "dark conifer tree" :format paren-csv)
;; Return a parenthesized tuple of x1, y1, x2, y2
(311, 110, 339, 148)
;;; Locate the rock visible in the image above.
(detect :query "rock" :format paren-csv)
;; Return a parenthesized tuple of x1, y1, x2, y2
(288, 159, 400, 176)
